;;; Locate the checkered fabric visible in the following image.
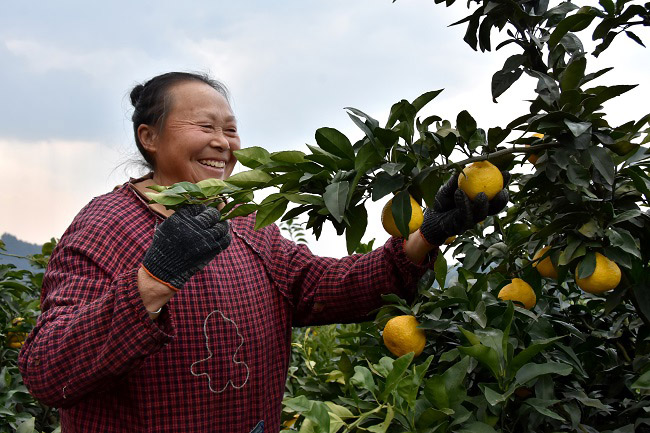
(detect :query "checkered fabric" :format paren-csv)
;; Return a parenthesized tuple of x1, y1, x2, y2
(18, 182, 437, 433)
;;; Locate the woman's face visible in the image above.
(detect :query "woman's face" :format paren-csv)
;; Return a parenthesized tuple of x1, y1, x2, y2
(142, 80, 241, 185)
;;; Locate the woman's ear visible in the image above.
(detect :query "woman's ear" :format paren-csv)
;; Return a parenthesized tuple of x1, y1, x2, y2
(138, 124, 158, 155)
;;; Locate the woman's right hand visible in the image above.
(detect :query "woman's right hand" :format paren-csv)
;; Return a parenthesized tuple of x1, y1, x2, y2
(142, 204, 231, 290)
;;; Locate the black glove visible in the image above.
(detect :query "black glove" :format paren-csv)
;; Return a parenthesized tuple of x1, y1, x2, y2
(142, 204, 231, 289)
(420, 171, 510, 246)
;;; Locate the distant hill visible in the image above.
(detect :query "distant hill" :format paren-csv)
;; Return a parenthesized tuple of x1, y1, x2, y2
(0, 233, 43, 270)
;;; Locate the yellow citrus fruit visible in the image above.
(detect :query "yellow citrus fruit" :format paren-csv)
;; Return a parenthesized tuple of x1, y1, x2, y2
(527, 133, 544, 165)
(457, 161, 504, 201)
(532, 246, 558, 279)
(498, 278, 536, 310)
(575, 252, 621, 294)
(444, 236, 456, 245)
(283, 414, 299, 428)
(381, 195, 423, 238)
(382, 315, 426, 357)
(7, 317, 27, 349)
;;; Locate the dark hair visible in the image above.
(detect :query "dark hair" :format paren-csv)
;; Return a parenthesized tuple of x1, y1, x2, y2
(130, 72, 230, 168)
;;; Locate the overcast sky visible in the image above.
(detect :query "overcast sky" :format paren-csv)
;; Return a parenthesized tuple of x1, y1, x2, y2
(2, 1, 648, 258)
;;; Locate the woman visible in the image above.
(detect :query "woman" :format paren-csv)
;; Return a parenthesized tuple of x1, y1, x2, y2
(18, 72, 507, 432)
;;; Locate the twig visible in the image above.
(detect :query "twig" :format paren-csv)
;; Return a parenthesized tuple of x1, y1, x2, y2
(441, 142, 560, 169)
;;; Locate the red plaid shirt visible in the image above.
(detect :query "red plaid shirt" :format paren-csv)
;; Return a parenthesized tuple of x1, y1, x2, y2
(19, 181, 436, 433)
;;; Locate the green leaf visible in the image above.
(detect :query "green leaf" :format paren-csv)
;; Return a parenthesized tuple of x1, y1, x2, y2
(560, 56, 586, 91)
(146, 192, 187, 206)
(549, 13, 596, 47)
(345, 204, 368, 255)
(508, 337, 564, 377)
(578, 220, 600, 238)
(305, 144, 341, 171)
(424, 356, 470, 410)
(583, 85, 637, 113)
(469, 128, 487, 150)
(350, 366, 377, 393)
(607, 228, 641, 259)
(525, 398, 565, 421)
(284, 395, 313, 412)
(487, 127, 511, 149)
(366, 406, 394, 433)
(412, 89, 444, 112)
(354, 141, 384, 173)
(529, 71, 560, 105)
(458, 326, 480, 346)
(516, 362, 572, 385)
(457, 110, 477, 142)
(610, 209, 641, 226)
(270, 150, 306, 164)
(457, 421, 498, 433)
(483, 385, 515, 406)
(16, 418, 36, 433)
(226, 169, 273, 188)
(381, 352, 414, 400)
(631, 370, 650, 390)
(325, 402, 354, 420)
(464, 301, 487, 329)
(233, 146, 271, 168)
(386, 100, 416, 130)
(501, 301, 514, 359)
(564, 390, 612, 412)
(577, 252, 597, 279)
(146, 184, 166, 192)
(589, 146, 615, 185)
(492, 68, 523, 101)
(323, 181, 350, 223)
(458, 344, 501, 380)
(599, 0, 615, 14)
(195, 178, 231, 196)
(391, 190, 413, 238)
(254, 197, 288, 230)
(564, 119, 591, 137)
(315, 127, 355, 161)
(371, 172, 405, 201)
(414, 355, 435, 385)
(434, 253, 448, 289)
(304, 401, 330, 433)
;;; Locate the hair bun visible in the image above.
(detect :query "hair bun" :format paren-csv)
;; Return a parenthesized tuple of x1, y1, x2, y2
(130, 84, 146, 107)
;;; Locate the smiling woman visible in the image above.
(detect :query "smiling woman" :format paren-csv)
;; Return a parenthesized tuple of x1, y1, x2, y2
(16, 71, 499, 433)
(130, 72, 241, 184)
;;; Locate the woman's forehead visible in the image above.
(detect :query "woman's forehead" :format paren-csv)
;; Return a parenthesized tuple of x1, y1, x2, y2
(169, 81, 234, 118)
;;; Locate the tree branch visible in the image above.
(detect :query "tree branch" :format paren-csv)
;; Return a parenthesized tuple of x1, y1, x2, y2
(442, 142, 560, 169)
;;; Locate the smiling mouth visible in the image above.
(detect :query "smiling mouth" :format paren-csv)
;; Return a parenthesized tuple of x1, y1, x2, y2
(199, 159, 226, 169)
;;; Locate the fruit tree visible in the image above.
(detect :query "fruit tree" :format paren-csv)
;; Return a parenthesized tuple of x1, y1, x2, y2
(8, 0, 650, 432)
(145, 1, 650, 432)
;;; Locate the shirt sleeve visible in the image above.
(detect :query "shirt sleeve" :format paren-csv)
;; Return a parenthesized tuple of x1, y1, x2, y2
(262, 224, 438, 326)
(18, 220, 175, 409)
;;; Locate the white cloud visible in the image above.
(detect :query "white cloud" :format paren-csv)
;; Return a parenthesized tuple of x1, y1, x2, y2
(1, 0, 649, 256)
(0, 139, 128, 244)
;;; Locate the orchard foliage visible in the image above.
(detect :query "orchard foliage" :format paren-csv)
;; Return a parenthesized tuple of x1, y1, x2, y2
(0, 240, 59, 433)
(277, 1, 650, 432)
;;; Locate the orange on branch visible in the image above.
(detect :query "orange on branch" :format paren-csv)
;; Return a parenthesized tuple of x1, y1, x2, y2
(457, 161, 503, 201)
(498, 278, 536, 310)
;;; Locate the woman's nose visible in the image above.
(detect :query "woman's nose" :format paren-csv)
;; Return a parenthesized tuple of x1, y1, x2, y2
(210, 132, 230, 150)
